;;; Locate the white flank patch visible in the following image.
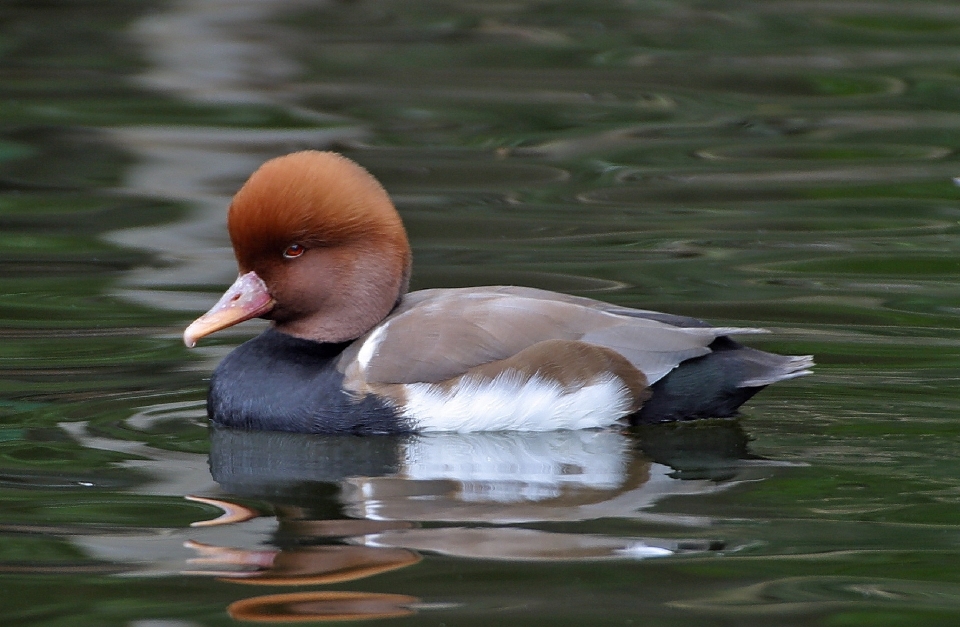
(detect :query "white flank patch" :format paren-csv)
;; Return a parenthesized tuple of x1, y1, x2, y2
(402, 372, 633, 432)
(356, 324, 388, 371)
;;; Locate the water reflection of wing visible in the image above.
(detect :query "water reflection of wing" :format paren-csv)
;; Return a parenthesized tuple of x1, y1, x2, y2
(358, 526, 682, 561)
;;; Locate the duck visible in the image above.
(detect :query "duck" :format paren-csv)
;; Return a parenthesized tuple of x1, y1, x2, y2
(184, 150, 813, 434)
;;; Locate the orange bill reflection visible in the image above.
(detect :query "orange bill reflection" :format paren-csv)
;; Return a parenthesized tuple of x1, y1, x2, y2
(227, 591, 418, 623)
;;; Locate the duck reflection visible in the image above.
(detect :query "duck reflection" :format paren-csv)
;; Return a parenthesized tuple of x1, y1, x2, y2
(44, 419, 766, 621)
(193, 421, 763, 621)
(226, 591, 419, 622)
(206, 422, 759, 559)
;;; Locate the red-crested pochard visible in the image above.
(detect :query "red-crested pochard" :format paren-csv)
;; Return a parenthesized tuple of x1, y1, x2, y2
(184, 151, 813, 434)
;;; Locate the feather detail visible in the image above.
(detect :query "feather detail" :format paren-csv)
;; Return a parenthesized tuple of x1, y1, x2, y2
(402, 372, 633, 432)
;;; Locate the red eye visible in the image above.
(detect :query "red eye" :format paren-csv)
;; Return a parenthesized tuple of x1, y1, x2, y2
(283, 244, 306, 259)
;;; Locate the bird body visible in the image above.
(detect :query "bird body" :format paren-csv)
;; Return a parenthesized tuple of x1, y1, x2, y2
(186, 151, 812, 434)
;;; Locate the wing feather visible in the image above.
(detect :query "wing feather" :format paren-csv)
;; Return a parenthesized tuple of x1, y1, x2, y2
(339, 287, 765, 388)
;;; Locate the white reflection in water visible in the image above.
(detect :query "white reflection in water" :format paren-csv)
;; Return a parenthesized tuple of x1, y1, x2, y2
(400, 430, 628, 501)
(340, 430, 738, 528)
(336, 430, 741, 561)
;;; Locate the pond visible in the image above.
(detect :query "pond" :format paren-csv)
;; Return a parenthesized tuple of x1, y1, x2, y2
(2, 1, 960, 625)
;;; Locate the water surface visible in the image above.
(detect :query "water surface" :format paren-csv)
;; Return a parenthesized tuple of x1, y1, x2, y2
(2, 1, 960, 625)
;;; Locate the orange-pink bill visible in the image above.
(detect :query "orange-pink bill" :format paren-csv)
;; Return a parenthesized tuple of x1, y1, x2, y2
(184, 271, 275, 347)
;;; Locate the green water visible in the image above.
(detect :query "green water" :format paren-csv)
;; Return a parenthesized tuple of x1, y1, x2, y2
(2, 1, 960, 625)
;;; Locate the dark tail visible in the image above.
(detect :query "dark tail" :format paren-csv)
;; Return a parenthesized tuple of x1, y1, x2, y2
(630, 337, 813, 424)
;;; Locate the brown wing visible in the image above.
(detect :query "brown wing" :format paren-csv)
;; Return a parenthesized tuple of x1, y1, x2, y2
(338, 287, 763, 386)
(462, 285, 716, 328)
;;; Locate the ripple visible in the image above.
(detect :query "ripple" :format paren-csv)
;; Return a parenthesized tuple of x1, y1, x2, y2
(366, 159, 569, 190)
(696, 143, 951, 162)
(573, 197, 958, 237)
(228, 591, 418, 622)
(580, 185, 807, 206)
(610, 161, 959, 189)
(826, 15, 960, 35)
(672, 576, 960, 613)
(410, 267, 627, 293)
(757, 255, 960, 278)
(302, 74, 677, 109)
(84, 400, 210, 455)
(674, 72, 905, 99)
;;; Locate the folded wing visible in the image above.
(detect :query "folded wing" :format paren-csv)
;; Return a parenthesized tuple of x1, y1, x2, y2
(339, 287, 769, 387)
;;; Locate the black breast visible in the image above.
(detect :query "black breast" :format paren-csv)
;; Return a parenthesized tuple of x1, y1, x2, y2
(208, 328, 409, 434)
